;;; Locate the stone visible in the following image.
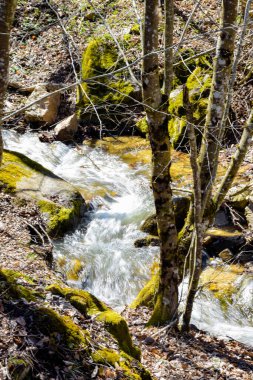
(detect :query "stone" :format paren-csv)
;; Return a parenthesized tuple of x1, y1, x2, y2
(25, 85, 60, 124)
(218, 248, 233, 262)
(204, 228, 246, 257)
(0, 149, 86, 237)
(140, 196, 190, 236)
(54, 114, 78, 141)
(226, 182, 252, 211)
(134, 235, 160, 248)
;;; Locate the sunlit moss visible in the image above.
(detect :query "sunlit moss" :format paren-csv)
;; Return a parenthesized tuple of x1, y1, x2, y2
(77, 36, 134, 117)
(47, 283, 139, 358)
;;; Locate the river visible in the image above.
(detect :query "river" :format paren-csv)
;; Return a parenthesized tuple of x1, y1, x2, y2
(3, 129, 253, 347)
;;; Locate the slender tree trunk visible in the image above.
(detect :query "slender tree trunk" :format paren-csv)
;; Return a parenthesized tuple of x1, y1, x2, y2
(213, 109, 253, 209)
(0, 0, 16, 164)
(198, 0, 238, 211)
(163, 0, 174, 96)
(180, 0, 240, 330)
(181, 86, 203, 331)
(142, 0, 178, 325)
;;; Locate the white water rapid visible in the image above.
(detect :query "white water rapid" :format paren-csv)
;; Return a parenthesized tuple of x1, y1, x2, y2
(3, 130, 253, 347)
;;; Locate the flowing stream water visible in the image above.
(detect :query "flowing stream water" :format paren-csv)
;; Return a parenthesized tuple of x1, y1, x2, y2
(3, 130, 253, 347)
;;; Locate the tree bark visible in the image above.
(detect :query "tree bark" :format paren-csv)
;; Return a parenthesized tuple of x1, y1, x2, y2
(181, 86, 203, 331)
(198, 0, 238, 211)
(142, 0, 178, 325)
(213, 109, 253, 210)
(163, 0, 174, 96)
(0, 0, 16, 164)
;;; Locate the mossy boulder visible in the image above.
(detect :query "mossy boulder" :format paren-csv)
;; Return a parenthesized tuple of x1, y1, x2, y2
(203, 227, 246, 257)
(0, 269, 38, 301)
(168, 66, 212, 149)
(8, 356, 32, 380)
(35, 306, 89, 349)
(92, 349, 152, 380)
(77, 36, 138, 128)
(173, 48, 212, 86)
(131, 263, 245, 313)
(0, 270, 151, 378)
(139, 196, 190, 238)
(0, 149, 86, 237)
(47, 284, 140, 359)
(226, 182, 253, 211)
(134, 235, 160, 248)
(130, 265, 159, 309)
(200, 265, 244, 309)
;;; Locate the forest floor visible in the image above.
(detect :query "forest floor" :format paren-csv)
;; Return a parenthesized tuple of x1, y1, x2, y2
(0, 192, 253, 379)
(1, 0, 253, 379)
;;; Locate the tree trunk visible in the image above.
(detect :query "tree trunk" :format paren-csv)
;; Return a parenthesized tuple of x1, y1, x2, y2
(163, 0, 174, 96)
(198, 0, 238, 211)
(180, 0, 239, 330)
(0, 0, 16, 164)
(142, 0, 178, 325)
(213, 109, 253, 209)
(181, 86, 203, 331)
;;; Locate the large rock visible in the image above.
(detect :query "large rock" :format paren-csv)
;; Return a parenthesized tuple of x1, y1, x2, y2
(77, 36, 137, 128)
(140, 196, 190, 237)
(54, 114, 78, 141)
(168, 66, 211, 149)
(203, 228, 246, 257)
(226, 182, 253, 211)
(25, 85, 60, 123)
(0, 149, 86, 237)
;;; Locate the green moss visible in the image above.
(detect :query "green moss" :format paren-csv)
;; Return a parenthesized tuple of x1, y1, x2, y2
(0, 152, 32, 191)
(146, 292, 163, 326)
(92, 348, 121, 366)
(130, 270, 159, 309)
(36, 306, 89, 349)
(77, 36, 134, 120)
(0, 269, 37, 301)
(168, 66, 211, 149)
(136, 117, 149, 135)
(123, 33, 132, 42)
(97, 310, 141, 359)
(38, 199, 81, 236)
(47, 284, 107, 314)
(47, 284, 139, 358)
(130, 23, 140, 35)
(92, 349, 151, 380)
(66, 259, 84, 281)
(8, 357, 31, 380)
